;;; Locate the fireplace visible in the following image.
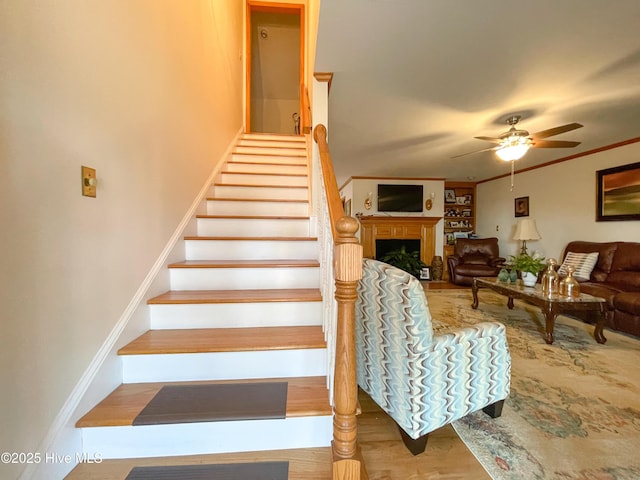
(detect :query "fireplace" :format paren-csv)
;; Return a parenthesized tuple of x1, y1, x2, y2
(359, 216, 441, 265)
(375, 239, 421, 261)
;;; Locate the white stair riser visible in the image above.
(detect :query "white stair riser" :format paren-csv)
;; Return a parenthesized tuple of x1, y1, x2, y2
(122, 349, 328, 383)
(234, 146, 305, 156)
(218, 172, 308, 187)
(197, 218, 310, 237)
(81, 416, 332, 459)
(169, 267, 320, 290)
(211, 185, 308, 200)
(237, 139, 306, 148)
(206, 199, 308, 216)
(149, 302, 323, 329)
(242, 133, 305, 142)
(224, 162, 307, 175)
(231, 153, 307, 165)
(185, 239, 318, 260)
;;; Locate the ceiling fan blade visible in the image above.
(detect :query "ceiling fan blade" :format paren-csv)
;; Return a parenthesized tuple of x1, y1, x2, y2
(451, 146, 499, 158)
(531, 140, 581, 148)
(474, 136, 503, 144)
(530, 123, 583, 139)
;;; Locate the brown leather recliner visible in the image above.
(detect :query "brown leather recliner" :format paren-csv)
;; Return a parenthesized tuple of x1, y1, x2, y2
(447, 237, 505, 286)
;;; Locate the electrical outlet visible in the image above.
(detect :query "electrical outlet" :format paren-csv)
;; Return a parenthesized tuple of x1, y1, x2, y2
(81, 166, 96, 197)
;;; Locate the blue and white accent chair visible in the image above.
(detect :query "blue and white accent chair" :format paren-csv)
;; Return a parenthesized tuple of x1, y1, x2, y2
(355, 258, 511, 454)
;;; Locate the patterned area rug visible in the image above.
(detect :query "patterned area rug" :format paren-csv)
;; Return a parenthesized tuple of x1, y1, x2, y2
(425, 289, 640, 480)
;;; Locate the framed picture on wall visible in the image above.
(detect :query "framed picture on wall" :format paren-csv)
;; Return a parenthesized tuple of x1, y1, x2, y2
(515, 196, 529, 217)
(445, 189, 456, 203)
(596, 161, 640, 221)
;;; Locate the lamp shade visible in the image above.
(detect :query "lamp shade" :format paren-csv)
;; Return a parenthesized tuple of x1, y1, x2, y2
(513, 218, 541, 241)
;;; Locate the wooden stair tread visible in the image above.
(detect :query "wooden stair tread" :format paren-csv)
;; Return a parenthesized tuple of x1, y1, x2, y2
(231, 151, 306, 158)
(213, 182, 308, 188)
(196, 214, 309, 220)
(76, 376, 331, 427)
(147, 288, 322, 304)
(65, 448, 332, 480)
(206, 197, 308, 203)
(226, 160, 307, 167)
(184, 236, 318, 241)
(168, 259, 320, 268)
(221, 171, 307, 177)
(118, 326, 327, 355)
(234, 144, 306, 150)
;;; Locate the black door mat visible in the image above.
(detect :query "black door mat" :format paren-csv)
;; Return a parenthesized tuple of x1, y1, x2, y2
(132, 382, 288, 426)
(125, 461, 289, 479)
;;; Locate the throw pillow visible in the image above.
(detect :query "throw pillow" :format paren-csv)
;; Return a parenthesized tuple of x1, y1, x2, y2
(558, 251, 599, 281)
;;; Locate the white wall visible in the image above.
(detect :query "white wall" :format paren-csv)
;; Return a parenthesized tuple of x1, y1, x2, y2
(339, 178, 446, 255)
(477, 141, 640, 263)
(0, 1, 243, 478)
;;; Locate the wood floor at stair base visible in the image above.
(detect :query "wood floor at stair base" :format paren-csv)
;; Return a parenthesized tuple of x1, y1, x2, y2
(149, 301, 323, 330)
(80, 416, 332, 460)
(121, 349, 328, 383)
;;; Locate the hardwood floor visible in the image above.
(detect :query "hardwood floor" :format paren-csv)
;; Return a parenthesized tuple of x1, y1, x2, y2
(358, 389, 490, 480)
(67, 388, 489, 479)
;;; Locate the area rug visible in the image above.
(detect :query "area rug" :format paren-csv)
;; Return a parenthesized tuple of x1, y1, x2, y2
(125, 461, 288, 479)
(133, 382, 288, 426)
(425, 289, 640, 480)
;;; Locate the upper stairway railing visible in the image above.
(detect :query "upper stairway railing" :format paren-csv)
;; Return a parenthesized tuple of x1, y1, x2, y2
(301, 84, 311, 134)
(312, 124, 366, 480)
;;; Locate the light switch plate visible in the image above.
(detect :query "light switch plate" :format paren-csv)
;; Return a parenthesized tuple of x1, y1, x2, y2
(82, 166, 96, 197)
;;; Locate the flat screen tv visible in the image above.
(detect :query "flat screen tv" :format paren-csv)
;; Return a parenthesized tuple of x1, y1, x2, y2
(377, 184, 423, 212)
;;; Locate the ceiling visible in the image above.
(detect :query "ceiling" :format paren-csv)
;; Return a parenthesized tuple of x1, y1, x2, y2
(314, 0, 640, 186)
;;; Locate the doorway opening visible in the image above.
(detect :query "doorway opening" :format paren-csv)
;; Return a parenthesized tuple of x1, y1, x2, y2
(246, 2, 305, 135)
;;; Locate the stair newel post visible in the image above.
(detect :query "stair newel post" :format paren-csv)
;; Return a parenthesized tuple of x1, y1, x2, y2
(332, 216, 365, 480)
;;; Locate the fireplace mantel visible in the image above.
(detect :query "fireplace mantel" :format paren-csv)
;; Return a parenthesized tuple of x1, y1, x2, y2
(358, 216, 442, 265)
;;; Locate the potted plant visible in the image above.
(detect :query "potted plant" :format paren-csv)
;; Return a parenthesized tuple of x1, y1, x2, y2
(510, 252, 546, 287)
(380, 245, 427, 278)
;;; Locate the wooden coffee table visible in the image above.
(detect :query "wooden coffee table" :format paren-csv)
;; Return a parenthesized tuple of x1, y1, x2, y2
(471, 277, 607, 345)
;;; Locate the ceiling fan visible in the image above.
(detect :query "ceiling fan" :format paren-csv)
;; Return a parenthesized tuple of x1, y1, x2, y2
(453, 115, 583, 161)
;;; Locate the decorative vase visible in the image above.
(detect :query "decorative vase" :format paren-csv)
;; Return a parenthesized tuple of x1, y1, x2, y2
(498, 268, 509, 282)
(521, 271, 538, 287)
(431, 255, 443, 281)
(509, 269, 518, 283)
(559, 265, 581, 297)
(541, 258, 560, 297)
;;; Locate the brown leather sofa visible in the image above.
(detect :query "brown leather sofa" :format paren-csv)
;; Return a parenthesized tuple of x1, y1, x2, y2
(561, 241, 640, 338)
(447, 237, 505, 286)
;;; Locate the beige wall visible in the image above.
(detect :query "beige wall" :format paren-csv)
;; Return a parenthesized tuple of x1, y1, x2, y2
(0, 1, 242, 478)
(476, 141, 640, 262)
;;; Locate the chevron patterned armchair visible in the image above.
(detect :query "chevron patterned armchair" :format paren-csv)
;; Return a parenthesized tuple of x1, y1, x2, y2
(355, 258, 511, 454)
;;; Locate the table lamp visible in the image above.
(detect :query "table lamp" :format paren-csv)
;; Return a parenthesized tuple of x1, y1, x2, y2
(513, 218, 541, 255)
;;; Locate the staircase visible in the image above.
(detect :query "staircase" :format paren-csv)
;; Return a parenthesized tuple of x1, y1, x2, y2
(69, 133, 333, 477)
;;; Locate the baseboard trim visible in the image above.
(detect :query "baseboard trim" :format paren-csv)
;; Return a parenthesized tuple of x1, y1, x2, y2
(21, 127, 243, 480)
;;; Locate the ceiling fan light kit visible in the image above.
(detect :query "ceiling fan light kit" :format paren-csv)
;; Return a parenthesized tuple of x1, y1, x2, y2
(496, 142, 530, 161)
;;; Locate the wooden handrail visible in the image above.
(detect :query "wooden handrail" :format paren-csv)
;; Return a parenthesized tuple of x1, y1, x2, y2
(313, 124, 345, 240)
(301, 84, 312, 134)
(313, 123, 366, 480)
